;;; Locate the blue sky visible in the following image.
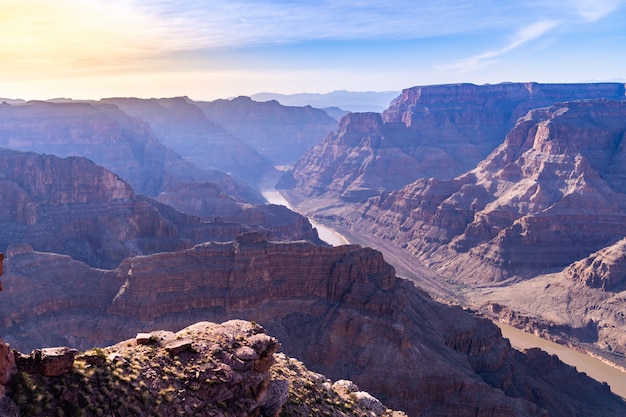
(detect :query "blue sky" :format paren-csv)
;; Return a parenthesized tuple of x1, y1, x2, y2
(1, 0, 625, 100)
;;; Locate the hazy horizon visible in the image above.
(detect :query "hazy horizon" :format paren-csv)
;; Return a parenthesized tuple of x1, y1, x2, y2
(2, 1, 625, 101)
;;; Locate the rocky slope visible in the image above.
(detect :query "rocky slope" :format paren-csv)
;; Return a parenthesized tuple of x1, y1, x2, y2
(101, 97, 272, 186)
(1, 320, 406, 417)
(0, 149, 319, 268)
(196, 96, 338, 165)
(342, 99, 626, 358)
(0, 100, 238, 197)
(350, 99, 626, 279)
(0, 235, 624, 416)
(282, 82, 626, 204)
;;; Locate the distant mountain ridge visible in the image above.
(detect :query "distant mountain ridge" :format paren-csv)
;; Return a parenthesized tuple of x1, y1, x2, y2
(101, 97, 273, 186)
(0, 100, 234, 197)
(250, 90, 400, 113)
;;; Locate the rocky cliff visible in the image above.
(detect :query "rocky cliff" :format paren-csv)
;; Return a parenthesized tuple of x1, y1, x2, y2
(2, 320, 406, 417)
(1, 235, 624, 416)
(0, 100, 237, 197)
(101, 97, 273, 187)
(351, 99, 626, 280)
(0, 149, 319, 268)
(283, 82, 626, 204)
(342, 99, 626, 360)
(196, 96, 338, 165)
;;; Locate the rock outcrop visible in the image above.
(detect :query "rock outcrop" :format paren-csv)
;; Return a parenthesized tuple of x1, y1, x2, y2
(0, 149, 319, 268)
(283, 82, 626, 203)
(565, 237, 626, 291)
(0, 100, 235, 197)
(337, 99, 626, 361)
(350, 99, 626, 280)
(101, 97, 273, 186)
(0, 339, 15, 397)
(5, 319, 406, 417)
(196, 96, 338, 165)
(1, 236, 624, 416)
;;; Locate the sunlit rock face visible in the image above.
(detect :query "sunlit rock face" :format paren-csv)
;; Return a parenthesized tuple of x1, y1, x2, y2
(284, 82, 626, 202)
(351, 99, 626, 281)
(1, 236, 625, 416)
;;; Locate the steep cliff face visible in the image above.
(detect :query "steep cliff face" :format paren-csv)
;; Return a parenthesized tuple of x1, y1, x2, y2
(342, 99, 626, 360)
(280, 112, 451, 202)
(352, 100, 626, 280)
(101, 97, 272, 186)
(0, 100, 230, 196)
(197, 96, 338, 165)
(0, 150, 319, 268)
(284, 82, 626, 203)
(1, 236, 624, 416)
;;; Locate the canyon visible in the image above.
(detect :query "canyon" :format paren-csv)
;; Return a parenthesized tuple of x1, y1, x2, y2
(0, 100, 235, 198)
(280, 84, 626, 375)
(1, 83, 626, 415)
(1, 235, 624, 416)
(0, 149, 320, 268)
(281, 82, 626, 202)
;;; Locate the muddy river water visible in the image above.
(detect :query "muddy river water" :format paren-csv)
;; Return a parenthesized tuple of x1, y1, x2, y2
(496, 322, 626, 398)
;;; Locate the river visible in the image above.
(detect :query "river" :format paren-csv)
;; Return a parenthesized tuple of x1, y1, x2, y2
(261, 189, 349, 247)
(497, 322, 626, 399)
(262, 185, 626, 399)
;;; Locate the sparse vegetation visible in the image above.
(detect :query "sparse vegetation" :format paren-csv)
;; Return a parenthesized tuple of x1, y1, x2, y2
(6, 321, 405, 417)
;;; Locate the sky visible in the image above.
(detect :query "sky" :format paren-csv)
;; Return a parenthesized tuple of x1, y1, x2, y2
(1, 0, 625, 101)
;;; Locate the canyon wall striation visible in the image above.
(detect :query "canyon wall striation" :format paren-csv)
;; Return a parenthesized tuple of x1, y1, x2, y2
(283, 82, 626, 203)
(0, 149, 320, 268)
(0, 235, 624, 416)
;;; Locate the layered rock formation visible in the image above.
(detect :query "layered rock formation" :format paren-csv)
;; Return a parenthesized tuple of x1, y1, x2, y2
(565, 238, 626, 291)
(350, 99, 626, 280)
(283, 82, 626, 203)
(338, 99, 626, 360)
(196, 96, 338, 165)
(1, 236, 624, 416)
(101, 97, 272, 186)
(4, 319, 406, 417)
(0, 100, 235, 197)
(0, 149, 319, 268)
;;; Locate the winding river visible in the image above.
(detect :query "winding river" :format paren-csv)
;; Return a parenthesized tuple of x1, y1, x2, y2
(262, 185, 626, 399)
(262, 189, 349, 246)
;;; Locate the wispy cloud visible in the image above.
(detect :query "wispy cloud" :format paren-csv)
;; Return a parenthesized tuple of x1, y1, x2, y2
(436, 20, 559, 73)
(132, 1, 524, 49)
(570, 0, 622, 21)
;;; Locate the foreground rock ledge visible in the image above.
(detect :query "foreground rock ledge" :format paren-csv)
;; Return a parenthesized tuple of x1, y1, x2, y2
(2, 320, 405, 417)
